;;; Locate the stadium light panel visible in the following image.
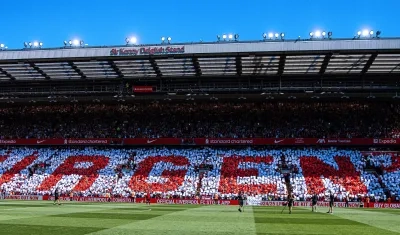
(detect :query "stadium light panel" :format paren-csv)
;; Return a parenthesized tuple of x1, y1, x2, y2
(127, 37, 137, 44)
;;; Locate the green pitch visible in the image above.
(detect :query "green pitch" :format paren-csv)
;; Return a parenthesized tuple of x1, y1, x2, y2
(0, 201, 399, 235)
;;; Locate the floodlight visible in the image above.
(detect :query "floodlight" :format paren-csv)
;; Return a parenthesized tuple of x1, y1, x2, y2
(33, 42, 39, 47)
(63, 41, 67, 46)
(322, 31, 326, 37)
(28, 42, 32, 47)
(0, 44, 4, 48)
(167, 37, 171, 41)
(73, 39, 79, 46)
(357, 31, 362, 36)
(80, 40, 84, 46)
(125, 38, 129, 43)
(39, 42, 43, 47)
(268, 33, 273, 39)
(24, 42, 28, 48)
(328, 32, 333, 38)
(280, 33, 285, 39)
(315, 31, 321, 37)
(222, 34, 227, 40)
(162, 36, 166, 41)
(376, 31, 381, 37)
(362, 30, 369, 37)
(274, 33, 279, 38)
(68, 40, 72, 45)
(128, 37, 136, 44)
(262, 33, 267, 39)
(369, 30, 374, 36)
(234, 34, 239, 40)
(228, 34, 233, 40)
(217, 35, 220, 41)
(309, 32, 314, 38)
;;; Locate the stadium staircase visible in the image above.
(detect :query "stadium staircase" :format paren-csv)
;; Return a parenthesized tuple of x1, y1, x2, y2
(278, 155, 293, 196)
(197, 171, 205, 195)
(373, 168, 392, 199)
(284, 175, 292, 196)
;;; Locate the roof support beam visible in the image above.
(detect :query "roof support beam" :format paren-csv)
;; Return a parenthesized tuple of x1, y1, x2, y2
(319, 53, 333, 75)
(235, 56, 242, 76)
(29, 62, 50, 80)
(108, 61, 124, 78)
(252, 56, 263, 75)
(68, 61, 86, 79)
(361, 53, 378, 75)
(0, 67, 15, 80)
(192, 57, 202, 76)
(278, 55, 286, 75)
(149, 58, 162, 77)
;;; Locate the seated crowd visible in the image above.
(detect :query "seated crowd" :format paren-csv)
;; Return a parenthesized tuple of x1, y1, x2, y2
(0, 102, 400, 139)
(0, 147, 399, 202)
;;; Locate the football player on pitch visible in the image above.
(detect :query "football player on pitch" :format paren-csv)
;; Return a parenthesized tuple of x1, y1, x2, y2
(238, 192, 244, 212)
(288, 195, 294, 214)
(312, 192, 318, 212)
(53, 187, 61, 206)
(327, 192, 334, 214)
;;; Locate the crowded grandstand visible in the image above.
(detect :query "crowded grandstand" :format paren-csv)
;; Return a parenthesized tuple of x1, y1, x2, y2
(1, 38, 400, 207)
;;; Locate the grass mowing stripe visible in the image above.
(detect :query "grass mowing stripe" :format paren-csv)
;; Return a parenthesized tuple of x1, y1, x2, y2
(87, 205, 257, 235)
(0, 216, 132, 228)
(0, 224, 103, 235)
(253, 206, 400, 235)
(51, 212, 164, 220)
(326, 207, 400, 234)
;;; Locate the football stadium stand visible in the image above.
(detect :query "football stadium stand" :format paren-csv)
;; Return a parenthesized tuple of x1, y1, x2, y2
(0, 147, 399, 202)
(1, 102, 400, 139)
(1, 38, 400, 205)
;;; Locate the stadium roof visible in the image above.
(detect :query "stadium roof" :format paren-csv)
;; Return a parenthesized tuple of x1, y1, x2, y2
(0, 38, 400, 81)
